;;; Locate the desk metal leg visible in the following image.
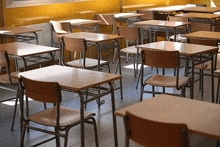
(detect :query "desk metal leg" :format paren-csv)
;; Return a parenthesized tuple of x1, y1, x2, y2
(116, 39, 123, 100)
(33, 32, 39, 45)
(108, 82, 118, 147)
(190, 56, 194, 99)
(211, 53, 214, 103)
(78, 92, 85, 147)
(174, 28, 176, 42)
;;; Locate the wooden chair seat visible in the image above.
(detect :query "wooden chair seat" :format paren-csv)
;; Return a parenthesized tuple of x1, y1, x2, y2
(0, 73, 18, 84)
(195, 54, 220, 70)
(145, 75, 190, 87)
(66, 58, 109, 68)
(29, 106, 95, 127)
(121, 46, 138, 54)
(195, 60, 220, 70)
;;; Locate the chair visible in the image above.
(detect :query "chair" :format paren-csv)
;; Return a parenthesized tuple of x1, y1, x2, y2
(18, 76, 98, 147)
(168, 16, 189, 42)
(94, 14, 115, 34)
(50, 20, 72, 47)
(94, 14, 118, 62)
(0, 50, 19, 131)
(123, 111, 189, 147)
(140, 49, 190, 101)
(62, 36, 110, 71)
(136, 9, 153, 21)
(188, 37, 218, 98)
(115, 26, 141, 78)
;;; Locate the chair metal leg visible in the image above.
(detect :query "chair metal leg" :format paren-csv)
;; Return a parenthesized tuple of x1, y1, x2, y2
(216, 140, 220, 147)
(55, 127, 60, 147)
(91, 117, 99, 147)
(216, 75, 220, 104)
(64, 128, 70, 147)
(26, 96, 30, 132)
(153, 86, 155, 97)
(11, 89, 19, 131)
(114, 59, 119, 74)
(112, 48, 117, 64)
(133, 58, 136, 78)
(20, 122, 27, 147)
(43, 102, 47, 109)
(199, 69, 202, 90)
(136, 67, 141, 89)
(201, 69, 204, 98)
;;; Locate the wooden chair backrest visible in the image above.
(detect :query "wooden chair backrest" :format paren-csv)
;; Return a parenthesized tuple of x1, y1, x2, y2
(63, 36, 86, 53)
(191, 22, 211, 32)
(125, 111, 189, 147)
(95, 14, 114, 25)
(117, 26, 140, 40)
(21, 76, 61, 103)
(141, 48, 179, 68)
(168, 16, 188, 22)
(188, 37, 217, 46)
(50, 20, 71, 34)
(137, 10, 153, 20)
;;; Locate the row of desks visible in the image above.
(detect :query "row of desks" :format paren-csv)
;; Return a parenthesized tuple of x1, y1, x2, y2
(3, 30, 220, 146)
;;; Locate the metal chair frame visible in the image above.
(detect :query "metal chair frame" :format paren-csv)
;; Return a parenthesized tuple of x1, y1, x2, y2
(18, 76, 99, 147)
(140, 49, 191, 101)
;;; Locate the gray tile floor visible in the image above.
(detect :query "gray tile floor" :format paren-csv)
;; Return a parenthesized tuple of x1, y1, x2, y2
(0, 55, 218, 147)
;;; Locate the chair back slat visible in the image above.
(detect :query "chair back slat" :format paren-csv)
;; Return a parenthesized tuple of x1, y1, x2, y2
(141, 49, 179, 68)
(125, 111, 189, 147)
(63, 36, 86, 53)
(137, 10, 153, 20)
(21, 76, 61, 103)
(95, 14, 114, 25)
(117, 26, 140, 40)
(50, 20, 71, 34)
(189, 37, 217, 46)
(168, 16, 188, 22)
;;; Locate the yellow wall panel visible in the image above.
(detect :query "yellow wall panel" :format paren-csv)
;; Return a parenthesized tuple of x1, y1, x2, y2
(3, 0, 120, 26)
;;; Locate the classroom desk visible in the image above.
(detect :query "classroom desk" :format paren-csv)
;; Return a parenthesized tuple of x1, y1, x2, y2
(148, 5, 195, 19)
(133, 20, 191, 42)
(55, 32, 124, 99)
(183, 31, 220, 41)
(0, 42, 60, 71)
(183, 7, 220, 14)
(0, 26, 42, 44)
(136, 41, 219, 102)
(10, 65, 122, 147)
(115, 94, 220, 140)
(58, 19, 101, 32)
(114, 13, 144, 26)
(175, 13, 220, 31)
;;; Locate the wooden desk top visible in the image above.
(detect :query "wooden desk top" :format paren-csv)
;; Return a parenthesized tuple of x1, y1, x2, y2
(183, 7, 220, 13)
(114, 13, 144, 19)
(55, 32, 124, 43)
(136, 41, 218, 56)
(148, 5, 192, 12)
(133, 20, 191, 28)
(175, 13, 220, 19)
(58, 19, 101, 26)
(183, 31, 220, 40)
(10, 65, 122, 91)
(0, 26, 42, 35)
(0, 42, 60, 57)
(115, 94, 220, 140)
(122, 4, 155, 9)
